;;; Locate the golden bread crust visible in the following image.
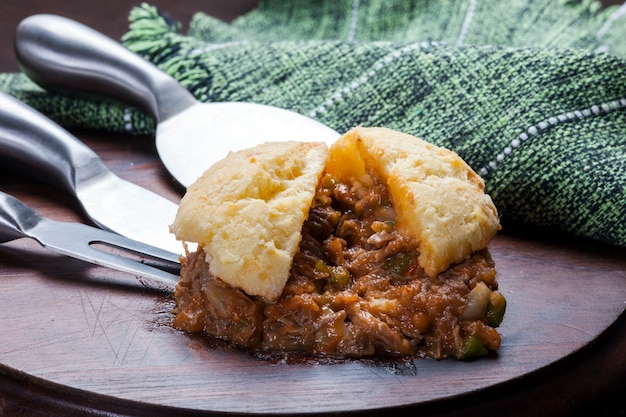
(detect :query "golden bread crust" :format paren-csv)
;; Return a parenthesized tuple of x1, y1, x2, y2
(170, 141, 329, 302)
(327, 127, 500, 276)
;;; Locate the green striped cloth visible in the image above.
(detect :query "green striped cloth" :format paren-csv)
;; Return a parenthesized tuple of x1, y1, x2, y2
(1, 0, 625, 247)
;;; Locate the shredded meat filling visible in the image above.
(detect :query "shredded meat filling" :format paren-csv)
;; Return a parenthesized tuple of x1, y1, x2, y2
(173, 173, 505, 360)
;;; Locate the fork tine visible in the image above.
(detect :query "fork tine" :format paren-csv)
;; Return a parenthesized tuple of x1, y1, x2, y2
(0, 190, 181, 291)
(87, 228, 181, 265)
(31, 218, 181, 291)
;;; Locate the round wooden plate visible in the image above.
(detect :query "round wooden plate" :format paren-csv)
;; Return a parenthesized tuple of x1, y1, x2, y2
(0, 133, 625, 415)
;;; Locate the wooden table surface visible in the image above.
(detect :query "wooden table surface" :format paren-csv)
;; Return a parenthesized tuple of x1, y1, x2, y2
(0, 1, 625, 416)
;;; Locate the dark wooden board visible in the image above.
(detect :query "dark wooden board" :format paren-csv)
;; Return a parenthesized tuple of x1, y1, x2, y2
(0, 129, 625, 416)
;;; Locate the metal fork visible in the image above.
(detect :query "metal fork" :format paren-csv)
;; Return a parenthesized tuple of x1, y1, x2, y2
(0, 191, 180, 291)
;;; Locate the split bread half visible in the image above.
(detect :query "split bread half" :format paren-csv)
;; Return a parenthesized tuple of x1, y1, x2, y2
(328, 127, 500, 278)
(170, 141, 329, 302)
(170, 126, 500, 302)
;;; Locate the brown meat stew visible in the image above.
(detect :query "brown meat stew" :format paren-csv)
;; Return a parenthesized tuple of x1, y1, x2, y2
(173, 172, 505, 360)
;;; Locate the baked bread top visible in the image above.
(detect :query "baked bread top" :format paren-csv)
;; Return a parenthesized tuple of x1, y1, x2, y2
(171, 126, 500, 301)
(170, 141, 329, 302)
(327, 127, 500, 276)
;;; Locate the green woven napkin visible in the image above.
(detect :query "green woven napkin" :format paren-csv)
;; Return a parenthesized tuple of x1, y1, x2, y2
(1, 0, 625, 248)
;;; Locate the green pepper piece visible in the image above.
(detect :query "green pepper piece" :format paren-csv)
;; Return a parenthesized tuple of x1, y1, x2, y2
(321, 174, 336, 190)
(486, 291, 506, 327)
(314, 259, 330, 273)
(386, 252, 411, 275)
(329, 266, 350, 286)
(457, 333, 488, 360)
